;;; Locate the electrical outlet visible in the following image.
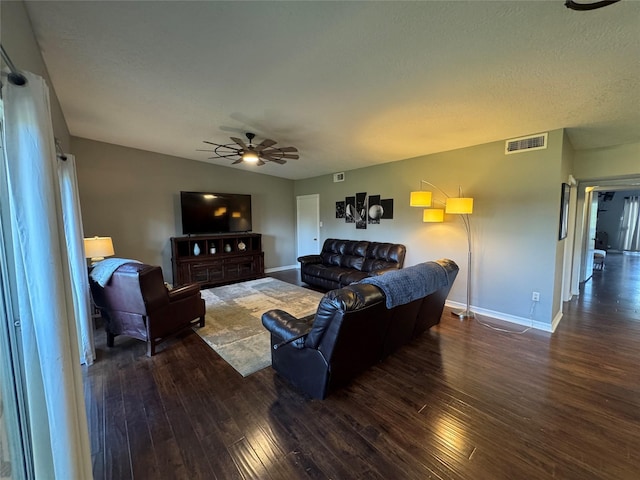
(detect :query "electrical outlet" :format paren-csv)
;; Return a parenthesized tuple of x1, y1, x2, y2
(532, 291, 540, 302)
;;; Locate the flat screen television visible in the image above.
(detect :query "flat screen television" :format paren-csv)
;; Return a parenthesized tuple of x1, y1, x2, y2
(180, 191, 252, 235)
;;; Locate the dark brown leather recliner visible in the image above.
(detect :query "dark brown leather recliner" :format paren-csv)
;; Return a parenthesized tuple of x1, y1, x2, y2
(262, 259, 458, 399)
(89, 262, 205, 356)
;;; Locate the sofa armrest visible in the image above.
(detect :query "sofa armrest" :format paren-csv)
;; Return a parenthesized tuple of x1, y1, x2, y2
(168, 283, 201, 303)
(297, 254, 323, 265)
(262, 309, 314, 349)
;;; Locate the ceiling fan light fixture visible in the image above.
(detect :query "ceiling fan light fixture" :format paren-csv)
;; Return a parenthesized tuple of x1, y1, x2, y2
(242, 150, 259, 163)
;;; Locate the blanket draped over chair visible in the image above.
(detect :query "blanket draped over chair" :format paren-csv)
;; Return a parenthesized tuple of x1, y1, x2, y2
(360, 260, 452, 308)
(89, 257, 140, 286)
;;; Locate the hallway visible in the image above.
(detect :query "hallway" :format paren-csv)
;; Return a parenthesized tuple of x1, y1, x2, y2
(570, 251, 640, 322)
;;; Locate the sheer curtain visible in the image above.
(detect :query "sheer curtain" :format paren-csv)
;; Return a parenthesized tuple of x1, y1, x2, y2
(618, 196, 640, 251)
(58, 153, 95, 365)
(3, 72, 93, 478)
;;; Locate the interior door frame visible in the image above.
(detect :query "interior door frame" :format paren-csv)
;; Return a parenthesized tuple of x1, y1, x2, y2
(578, 187, 598, 283)
(571, 177, 640, 297)
(296, 194, 320, 259)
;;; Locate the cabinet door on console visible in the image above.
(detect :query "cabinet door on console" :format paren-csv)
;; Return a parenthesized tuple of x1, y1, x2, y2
(224, 255, 258, 280)
(189, 261, 224, 285)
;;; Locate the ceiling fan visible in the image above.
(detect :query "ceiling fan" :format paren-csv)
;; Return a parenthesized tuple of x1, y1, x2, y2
(198, 132, 299, 166)
(564, 0, 621, 10)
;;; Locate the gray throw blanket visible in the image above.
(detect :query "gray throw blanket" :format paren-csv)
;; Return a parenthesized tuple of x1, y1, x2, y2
(360, 261, 449, 308)
(89, 257, 141, 287)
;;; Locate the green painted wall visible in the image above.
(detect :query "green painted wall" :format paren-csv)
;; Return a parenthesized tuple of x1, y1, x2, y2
(1, 0, 70, 149)
(294, 129, 567, 328)
(573, 141, 640, 180)
(72, 138, 296, 280)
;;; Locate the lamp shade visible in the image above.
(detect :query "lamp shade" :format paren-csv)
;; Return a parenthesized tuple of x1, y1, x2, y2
(84, 236, 114, 260)
(423, 208, 444, 223)
(410, 191, 433, 207)
(445, 197, 474, 214)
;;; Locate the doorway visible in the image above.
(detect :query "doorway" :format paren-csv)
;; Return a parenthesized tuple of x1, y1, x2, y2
(296, 194, 320, 259)
(571, 177, 640, 299)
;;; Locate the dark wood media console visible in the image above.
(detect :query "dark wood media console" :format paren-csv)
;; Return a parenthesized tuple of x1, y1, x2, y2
(171, 233, 264, 288)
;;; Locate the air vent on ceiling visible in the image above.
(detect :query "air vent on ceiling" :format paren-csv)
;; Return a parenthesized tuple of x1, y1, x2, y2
(505, 133, 548, 155)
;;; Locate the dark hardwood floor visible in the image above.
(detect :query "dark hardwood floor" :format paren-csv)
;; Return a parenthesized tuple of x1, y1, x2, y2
(84, 253, 640, 479)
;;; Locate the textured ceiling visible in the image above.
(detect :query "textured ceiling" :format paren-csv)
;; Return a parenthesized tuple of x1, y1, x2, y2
(24, 0, 640, 180)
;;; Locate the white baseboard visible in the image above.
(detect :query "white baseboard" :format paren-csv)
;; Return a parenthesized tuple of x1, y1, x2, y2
(445, 300, 556, 333)
(265, 264, 299, 273)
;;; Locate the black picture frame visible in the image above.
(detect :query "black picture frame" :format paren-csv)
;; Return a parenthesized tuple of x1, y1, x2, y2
(559, 183, 570, 240)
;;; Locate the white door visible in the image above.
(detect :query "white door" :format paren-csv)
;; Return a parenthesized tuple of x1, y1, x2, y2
(296, 194, 320, 258)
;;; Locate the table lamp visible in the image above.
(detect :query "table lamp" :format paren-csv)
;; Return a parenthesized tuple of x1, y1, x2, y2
(84, 236, 115, 265)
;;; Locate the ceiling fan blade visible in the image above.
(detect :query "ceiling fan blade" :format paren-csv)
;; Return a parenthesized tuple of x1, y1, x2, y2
(267, 158, 287, 165)
(203, 140, 226, 147)
(230, 137, 248, 150)
(257, 159, 266, 166)
(231, 158, 243, 164)
(260, 151, 298, 161)
(196, 149, 215, 152)
(255, 139, 277, 151)
(260, 147, 298, 156)
(259, 152, 281, 160)
(261, 151, 298, 159)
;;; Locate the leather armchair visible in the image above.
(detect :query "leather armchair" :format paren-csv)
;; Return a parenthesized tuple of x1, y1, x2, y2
(89, 262, 205, 356)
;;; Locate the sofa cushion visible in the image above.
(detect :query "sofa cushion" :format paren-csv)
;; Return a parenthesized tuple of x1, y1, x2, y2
(362, 242, 405, 272)
(303, 264, 345, 282)
(340, 270, 371, 285)
(340, 254, 365, 270)
(320, 239, 368, 268)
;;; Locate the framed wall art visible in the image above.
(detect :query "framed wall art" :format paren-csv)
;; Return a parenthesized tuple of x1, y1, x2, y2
(337, 192, 394, 229)
(559, 182, 570, 240)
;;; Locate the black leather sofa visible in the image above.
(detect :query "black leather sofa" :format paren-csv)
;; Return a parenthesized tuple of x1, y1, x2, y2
(297, 238, 406, 290)
(262, 259, 459, 399)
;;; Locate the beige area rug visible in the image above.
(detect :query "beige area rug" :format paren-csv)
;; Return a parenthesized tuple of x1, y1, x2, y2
(196, 277, 325, 377)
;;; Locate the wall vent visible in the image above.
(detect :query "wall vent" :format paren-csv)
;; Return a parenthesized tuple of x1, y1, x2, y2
(505, 133, 548, 155)
(333, 172, 345, 182)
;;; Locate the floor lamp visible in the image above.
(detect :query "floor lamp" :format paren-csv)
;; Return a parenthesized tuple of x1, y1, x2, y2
(410, 181, 475, 320)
